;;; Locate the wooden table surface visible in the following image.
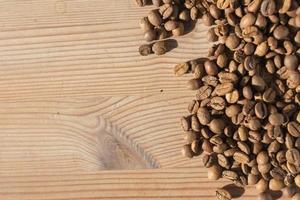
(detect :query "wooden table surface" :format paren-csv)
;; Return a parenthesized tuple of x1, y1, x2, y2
(0, 0, 287, 199)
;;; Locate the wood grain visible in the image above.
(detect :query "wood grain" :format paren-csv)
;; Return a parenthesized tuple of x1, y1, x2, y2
(0, 0, 209, 101)
(1, 168, 264, 200)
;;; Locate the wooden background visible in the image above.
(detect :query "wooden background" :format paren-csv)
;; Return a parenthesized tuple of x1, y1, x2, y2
(0, 0, 281, 199)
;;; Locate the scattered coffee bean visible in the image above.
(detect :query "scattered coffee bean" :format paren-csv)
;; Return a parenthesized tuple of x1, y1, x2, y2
(216, 188, 232, 200)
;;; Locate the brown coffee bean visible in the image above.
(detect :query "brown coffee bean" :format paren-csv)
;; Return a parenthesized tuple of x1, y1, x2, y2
(287, 162, 300, 174)
(268, 113, 284, 126)
(152, 41, 166, 55)
(181, 116, 190, 131)
(238, 141, 251, 154)
(225, 104, 241, 118)
(144, 29, 157, 41)
(187, 100, 199, 114)
(273, 25, 290, 40)
(181, 144, 193, 158)
(225, 89, 239, 103)
(255, 102, 268, 119)
(217, 153, 229, 168)
(286, 148, 300, 164)
(224, 148, 236, 157)
(286, 134, 295, 149)
(288, 121, 300, 137)
(196, 86, 212, 100)
(202, 13, 215, 26)
(276, 150, 286, 163)
(140, 17, 153, 32)
(263, 88, 276, 102)
(231, 113, 245, 125)
(139, 44, 153, 56)
(216, 188, 232, 200)
(191, 115, 200, 132)
(204, 60, 218, 75)
(258, 163, 272, 174)
(202, 139, 213, 154)
(256, 178, 269, 193)
(284, 55, 298, 70)
(247, 117, 261, 131)
(187, 79, 201, 90)
(197, 107, 211, 125)
(210, 96, 226, 110)
(183, 131, 199, 144)
(240, 13, 256, 28)
(268, 140, 280, 154)
(209, 119, 226, 134)
(257, 151, 269, 165)
(261, 0, 276, 16)
(248, 174, 259, 185)
(202, 75, 218, 87)
(251, 75, 266, 92)
(225, 34, 241, 50)
(174, 62, 189, 76)
(222, 170, 238, 180)
(194, 63, 205, 79)
(191, 140, 202, 155)
(243, 86, 253, 99)
(207, 164, 222, 180)
(218, 72, 239, 84)
(148, 10, 162, 27)
(269, 178, 285, 191)
(270, 167, 286, 180)
(233, 151, 250, 164)
(202, 154, 214, 168)
(215, 83, 234, 96)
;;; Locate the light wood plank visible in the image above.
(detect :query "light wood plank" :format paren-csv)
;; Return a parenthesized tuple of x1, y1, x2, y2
(0, 94, 203, 174)
(0, 1, 210, 100)
(0, 168, 264, 200)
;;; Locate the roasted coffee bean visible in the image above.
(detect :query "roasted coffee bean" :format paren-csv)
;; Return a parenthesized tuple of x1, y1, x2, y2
(181, 116, 190, 131)
(210, 96, 226, 110)
(216, 188, 232, 200)
(270, 167, 286, 180)
(256, 178, 269, 193)
(191, 115, 200, 132)
(188, 100, 199, 114)
(286, 148, 300, 164)
(196, 86, 213, 100)
(217, 154, 230, 168)
(197, 107, 211, 125)
(202, 139, 213, 154)
(269, 178, 285, 191)
(209, 119, 226, 134)
(237, 141, 251, 154)
(255, 102, 268, 119)
(202, 154, 215, 168)
(268, 113, 284, 126)
(257, 151, 269, 165)
(215, 83, 234, 96)
(207, 164, 222, 180)
(288, 121, 300, 137)
(182, 144, 193, 158)
(233, 151, 250, 164)
(174, 62, 189, 76)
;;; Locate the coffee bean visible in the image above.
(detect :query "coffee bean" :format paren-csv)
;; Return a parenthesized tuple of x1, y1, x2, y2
(204, 60, 218, 75)
(270, 167, 286, 180)
(225, 104, 241, 118)
(216, 188, 232, 200)
(188, 100, 199, 114)
(217, 153, 230, 168)
(180, 116, 190, 131)
(258, 163, 272, 174)
(285, 174, 294, 186)
(187, 79, 202, 90)
(182, 144, 193, 158)
(207, 164, 222, 180)
(233, 151, 250, 164)
(174, 62, 189, 76)
(152, 41, 167, 55)
(257, 151, 269, 165)
(248, 174, 259, 185)
(225, 89, 239, 103)
(139, 44, 153, 56)
(251, 75, 266, 92)
(276, 150, 286, 163)
(268, 113, 284, 126)
(191, 115, 200, 132)
(202, 139, 213, 154)
(256, 178, 269, 193)
(148, 10, 162, 27)
(286, 148, 300, 164)
(288, 121, 300, 137)
(224, 148, 236, 157)
(269, 178, 285, 191)
(255, 102, 268, 119)
(238, 141, 251, 154)
(215, 83, 234, 96)
(197, 107, 211, 125)
(191, 140, 202, 154)
(196, 86, 213, 100)
(210, 96, 226, 110)
(202, 154, 215, 168)
(209, 119, 226, 134)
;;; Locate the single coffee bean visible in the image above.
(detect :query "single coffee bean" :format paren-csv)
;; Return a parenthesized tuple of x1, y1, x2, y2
(210, 96, 226, 110)
(215, 83, 234, 96)
(187, 79, 202, 90)
(263, 88, 276, 102)
(251, 75, 266, 92)
(287, 162, 300, 174)
(256, 178, 269, 193)
(139, 44, 153, 56)
(202, 75, 218, 87)
(196, 86, 212, 100)
(148, 10, 162, 27)
(225, 104, 241, 117)
(181, 144, 193, 158)
(285, 134, 294, 149)
(261, 0, 276, 16)
(207, 164, 222, 180)
(194, 63, 205, 79)
(238, 141, 251, 154)
(240, 13, 256, 28)
(276, 150, 286, 163)
(191, 115, 200, 132)
(152, 41, 167, 55)
(270, 167, 286, 180)
(284, 55, 299, 70)
(258, 163, 272, 174)
(284, 174, 294, 186)
(197, 107, 211, 125)
(202, 139, 213, 154)
(202, 154, 215, 168)
(253, 142, 263, 154)
(174, 62, 189, 76)
(225, 89, 239, 103)
(144, 29, 157, 41)
(269, 178, 285, 191)
(288, 121, 300, 137)
(222, 170, 238, 180)
(255, 102, 268, 119)
(188, 100, 199, 114)
(257, 151, 269, 165)
(224, 148, 236, 157)
(209, 119, 226, 134)
(268, 140, 280, 154)
(273, 25, 290, 40)
(204, 60, 218, 75)
(216, 188, 232, 200)
(233, 151, 250, 164)
(225, 34, 241, 50)
(248, 174, 259, 185)
(295, 175, 300, 187)
(217, 153, 230, 168)
(243, 86, 253, 99)
(268, 113, 284, 126)
(218, 72, 238, 83)
(286, 148, 300, 164)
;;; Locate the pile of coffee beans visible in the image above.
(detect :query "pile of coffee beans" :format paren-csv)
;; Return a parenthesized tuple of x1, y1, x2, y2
(134, 0, 300, 199)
